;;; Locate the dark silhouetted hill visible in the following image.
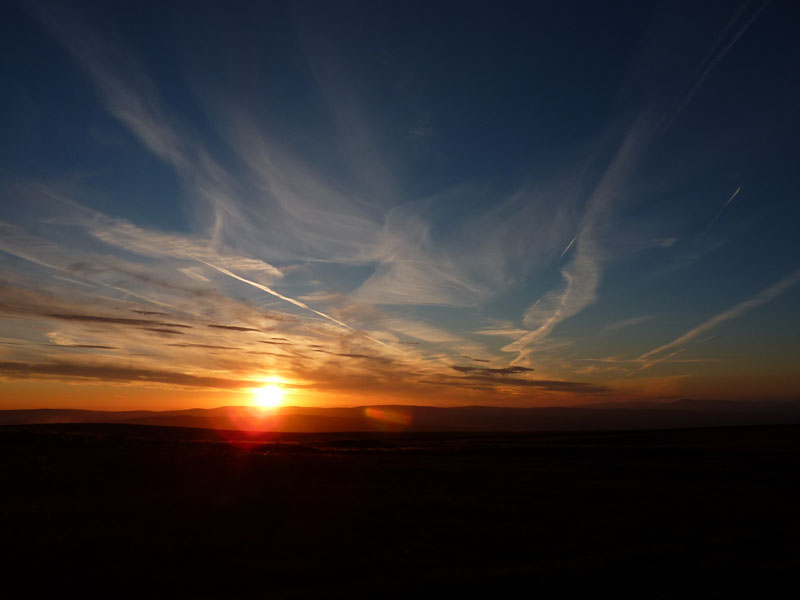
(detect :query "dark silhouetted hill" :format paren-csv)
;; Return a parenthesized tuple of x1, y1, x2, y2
(3, 400, 800, 432)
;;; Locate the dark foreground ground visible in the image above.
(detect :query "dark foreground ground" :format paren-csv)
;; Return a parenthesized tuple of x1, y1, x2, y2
(2, 424, 800, 598)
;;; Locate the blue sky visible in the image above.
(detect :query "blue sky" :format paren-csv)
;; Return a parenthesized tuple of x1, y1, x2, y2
(1, 0, 798, 409)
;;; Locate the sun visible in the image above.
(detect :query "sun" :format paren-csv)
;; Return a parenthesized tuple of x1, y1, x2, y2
(252, 384, 285, 409)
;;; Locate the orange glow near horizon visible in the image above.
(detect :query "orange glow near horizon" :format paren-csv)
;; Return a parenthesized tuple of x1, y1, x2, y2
(4, 368, 800, 413)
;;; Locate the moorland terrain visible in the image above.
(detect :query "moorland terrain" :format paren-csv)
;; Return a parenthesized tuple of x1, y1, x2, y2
(2, 421, 800, 597)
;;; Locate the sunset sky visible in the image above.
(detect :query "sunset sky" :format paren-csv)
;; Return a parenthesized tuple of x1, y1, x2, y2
(1, 0, 798, 410)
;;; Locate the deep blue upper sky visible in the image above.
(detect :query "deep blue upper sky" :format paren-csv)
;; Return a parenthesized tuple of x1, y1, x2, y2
(0, 0, 798, 407)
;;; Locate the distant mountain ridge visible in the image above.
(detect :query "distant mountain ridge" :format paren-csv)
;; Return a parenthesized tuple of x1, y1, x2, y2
(3, 401, 800, 432)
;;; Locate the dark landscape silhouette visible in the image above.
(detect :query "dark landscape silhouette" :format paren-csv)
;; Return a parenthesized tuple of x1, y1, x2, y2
(3, 420, 800, 598)
(4, 400, 800, 431)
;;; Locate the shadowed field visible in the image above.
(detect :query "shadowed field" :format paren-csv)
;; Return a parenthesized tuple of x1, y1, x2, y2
(3, 423, 800, 598)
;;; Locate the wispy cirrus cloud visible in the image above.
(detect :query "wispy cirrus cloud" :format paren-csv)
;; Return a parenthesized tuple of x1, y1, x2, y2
(90, 219, 283, 278)
(498, 1, 772, 365)
(35, 2, 493, 314)
(503, 116, 654, 357)
(218, 110, 491, 307)
(30, 2, 186, 166)
(380, 318, 462, 344)
(602, 315, 654, 334)
(5, 1, 792, 408)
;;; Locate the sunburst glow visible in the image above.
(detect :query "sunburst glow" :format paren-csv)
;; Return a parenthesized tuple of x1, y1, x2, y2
(252, 384, 285, 409)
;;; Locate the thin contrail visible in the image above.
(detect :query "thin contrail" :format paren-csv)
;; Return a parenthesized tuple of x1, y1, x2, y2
(628, 347, 686, 376)
(660, 0, 771, 133)
(196, 259, 352, 329)
(696, 1, 752, 75)
(196, 259, 392, 349)
(558, 233, 579, 261)
(703, 186, 741, 235)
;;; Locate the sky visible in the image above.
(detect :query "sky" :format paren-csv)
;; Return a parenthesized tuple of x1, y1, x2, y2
(1, 0, 798, 410)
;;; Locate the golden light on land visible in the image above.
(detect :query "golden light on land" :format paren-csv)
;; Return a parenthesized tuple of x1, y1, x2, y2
(251, 384, 285, 409)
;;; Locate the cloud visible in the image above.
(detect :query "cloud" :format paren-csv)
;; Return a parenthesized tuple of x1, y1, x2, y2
(196, 260, 376, 339)
(0, 218, 204, 314)
(474, 328, 530, 339)
(29, 3, 572, 319)
(452, 366, 535, 376)
(0, 360, 253, 389)
(208, 324, 262, 332)
(179, 267, 212, 283)
(215, 132, 488, 307)
(30, 3, 186, 166)
(1, 287, 189, 332)
(603, 315, 653, 334)
(311, 349, 393, 364)
(639, 268, 800, 362)
(409, 125, 433, 140)
(139, 328, 186, 336)
(45, 313, 192, 329)
(425, 375, 609, 394)
(492, 2, 776, 364)
(355, 252, 487, 307)
(10, 1, 792, 407)
(46, 344, 117, 350)
(629, 348, 687, 375)
(167, 344, 238, 350)
(90, 220, 283, 278)
(459, 355, 490, 363)
(503, 116, 653, 356)
(381, 319, 461, 343)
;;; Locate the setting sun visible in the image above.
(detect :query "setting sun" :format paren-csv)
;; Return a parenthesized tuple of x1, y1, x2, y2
(252, 385, 285, 409)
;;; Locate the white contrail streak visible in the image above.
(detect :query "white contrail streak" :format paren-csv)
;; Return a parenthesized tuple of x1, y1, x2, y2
(660, 0, 771, 132)
(198, 259, 393, 348)
(558, 233, 579, 261)
(196, 259, 352, 329)
(703, 186, 741, 234)
(629, 348, 686, 375)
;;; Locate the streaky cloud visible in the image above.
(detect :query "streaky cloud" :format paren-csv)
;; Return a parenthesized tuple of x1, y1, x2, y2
(452, 366, 535, 377)
(603, 315, 654, 334)
(45, 314, 191, 329)
(504, 116, 654, 355)
(639, 268, 800, 361)
(0, 360, 253, 389)
(89, 219, 283, 279)
(208, 324, 262, 332)
(30, 1, 187, 168)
